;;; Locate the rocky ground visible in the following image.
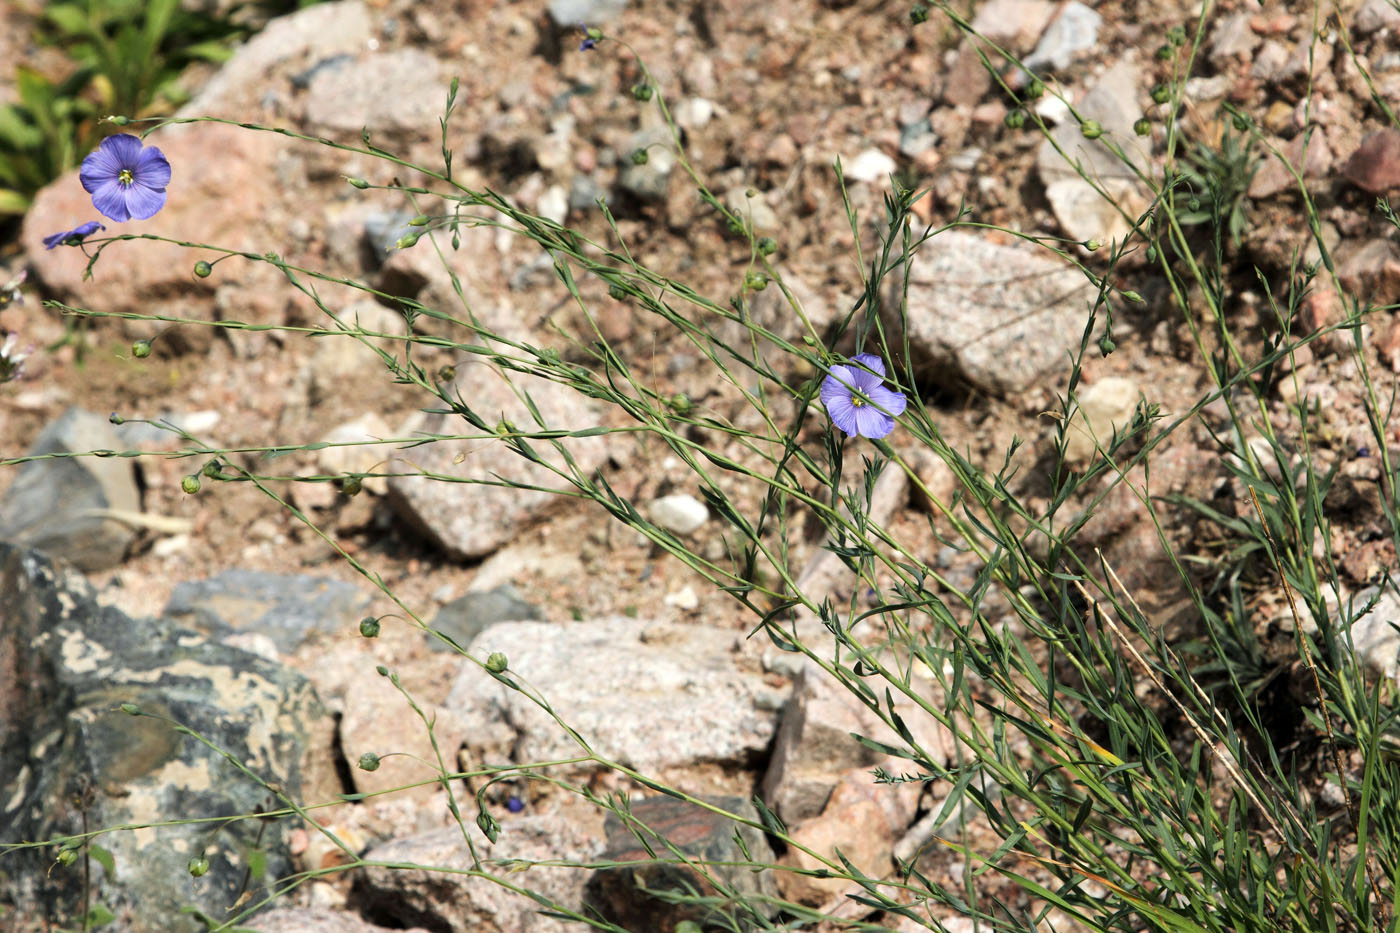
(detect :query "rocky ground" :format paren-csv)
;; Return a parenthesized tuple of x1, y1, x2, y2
(4, 0, 1400, 930)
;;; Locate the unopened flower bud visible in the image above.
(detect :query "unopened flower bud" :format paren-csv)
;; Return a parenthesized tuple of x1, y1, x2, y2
(109, 412, 124, 425)
(1134, 118, 1151, 136)
(436, 364, 456, 384)
(486, 652, 509, 673)
(194, 261, 212, 278)
(1080, 120, 1103, 140)
(409, 215, 430, 226)
(744, 271, 768, 291)
(394, 233, 420, 250)
(202, 459, 222, 478)
(346, 177, 370, 189)
(495, 419, 516, 437)
(1099, 334, 1117, 356)
(181, 474, 201, 495)
(1232, 113, 1250, 132)
(757, 237, 777, 256)
(358, 752, 381, 772)
(120, 702, 140, 715)
(359, 617, 381, 638)
(108, 115, 130, 126)
(1146, 246, 1158, 263)
(132, 340, 151, 358)
(608, 283, 628, 301)
(1122, 290, 1144, 303)
(56, 849, 78, 867)
(631, 83, 653, 101)
(669, 393, 693, 414)
(376, 664, 388, 676)
(1085, 239, 1101, 251)
(187, 856, 210, 877)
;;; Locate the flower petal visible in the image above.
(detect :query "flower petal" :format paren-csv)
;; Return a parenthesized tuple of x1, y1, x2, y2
(133, 146, 171, 188)
(850, 353, 885, 378)
(820, 366, 855, 405)
(123, 182, 167, 221)
(101, 133, 145, 165)
(89, 182, 132, 223)
(866, 384, 907, 417)
(824, 391, 859, 436)
(852, 405, 895, 439)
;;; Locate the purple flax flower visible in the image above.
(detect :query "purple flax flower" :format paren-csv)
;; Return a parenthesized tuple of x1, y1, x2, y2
(79, 134, 171, 223)
(578, 23, 598, 50)
(42, 220, 106, 250)
(820, 353, 907, 439)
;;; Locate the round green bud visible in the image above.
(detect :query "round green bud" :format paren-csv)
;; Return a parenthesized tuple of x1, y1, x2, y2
(358, 752, 381, 772)
(436, 364, 456, 384)
(909, 4, 929, 24)
(1025, 79, 1044, 100)
(1155, 44, 1173, 61)
(394, 233, 420, 250)
(201, 459, 222, 479)
(1150, 84, 1171, 104)
(340, 475, 363, 497)
(347, 177, 370, 189)
(1098, 334, 1117, 356)
(120, 702, 140, 715)
(725, 217, 745, 235)
(608, 282, 628, 301)
(1232, 113, 1250, 132)
(631, 83, 653, 101)
(1122, 290, 1144, 303)
(108, 115, 130, 126)
(1004, 109, 1026, 129)
(495, 419, 515, 437)
(630, 148, 649, 166)
(1187, 196, 1200, 212)
(181, 474, 201, 495)
(744, 271, 768, 291)
(1167, 25, 1186, 46)
(1085, 239, 1101, 251)
(376, 664, 389, 676)
(56, 848, 78, 867)
(1080, 120, 1103, 140)
(409, 214, 430, 226)
(187, 856, 210, 877)
(359, 617, 381, 638)
(132, 340, 151, 359)
(1134, 118, 1152, 137)
(194, 261, 212, 278)
(756, 236, 777, 256)
(485, 652, 509, 674)
(1145, 245, 1158, 263)
(669, 393, 693, 415)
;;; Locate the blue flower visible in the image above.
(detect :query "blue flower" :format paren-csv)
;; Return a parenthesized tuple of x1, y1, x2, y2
(79, 134, 171, 223)
(820, 353, 907, 439)
(578, 23, 598, 50)
(42, 220, 106, 250)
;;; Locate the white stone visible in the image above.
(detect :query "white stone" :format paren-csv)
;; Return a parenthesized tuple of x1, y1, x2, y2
(664, 585, 699, 611)
(650, 492, 709, 535)
(844, 148, 897, 184)
(1064, 377, 1140, 465)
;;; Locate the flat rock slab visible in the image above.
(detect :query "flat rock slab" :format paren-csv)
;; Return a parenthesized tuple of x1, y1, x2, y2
(386, 358, 609, 560)
(447, 617, 785, 773)
(883, 229, 1094, 396)
(164, 569, 371, 653)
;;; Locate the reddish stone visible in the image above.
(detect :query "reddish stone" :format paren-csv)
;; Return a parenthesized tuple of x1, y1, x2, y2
(1343, 130, 1400, 194)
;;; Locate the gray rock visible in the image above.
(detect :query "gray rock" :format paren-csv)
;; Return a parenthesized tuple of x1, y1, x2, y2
(1036, 62, 1151, 245)
(1022, 1, 1101, 73)
(164, 569, 371, 653)
(844, 148, 896, 183)
(305, 48, 445, 135)
(252, 908, 432, 933)
(617, 128, 676, 201)
(429, 583, 543, 653)
(968, 0, 1056, 50)
(547, 0, 627, 26)
(584, 795, 778, 930)
(899, 119, 939, 158)
(1208, 12, 1261, 68)
(364, 210, 419, 258)
(182, 0, 373, 119)
(447, 617, 784, 773)
(356, 817, 602, 932)
(1063, 376, 1141, 465)
(0, 407, 140, 571)
(0, 544, 337, 933)
(386, 358, 609, 560)
(1357, 0, 1400, 34)
(1349, 587, 1400, 685)
(881, 229, 1094, 396)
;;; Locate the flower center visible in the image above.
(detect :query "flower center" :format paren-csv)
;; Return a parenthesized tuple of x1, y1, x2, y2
(850, 396, 866, 408)
(118, 168, 134, 187)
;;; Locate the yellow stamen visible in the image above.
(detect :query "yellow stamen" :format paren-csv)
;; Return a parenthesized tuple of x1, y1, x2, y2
(118, 168, 134, 187)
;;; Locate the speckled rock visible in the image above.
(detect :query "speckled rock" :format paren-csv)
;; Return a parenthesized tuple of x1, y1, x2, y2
(883, 229, 1095, 396)
(447, 617, 786, 774)
(163, 569, 372, 653)
(0, 544, 337, 933)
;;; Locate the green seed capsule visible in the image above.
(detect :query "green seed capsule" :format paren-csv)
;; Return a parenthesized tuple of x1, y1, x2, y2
(394, 233, 420, 250)
(1080, 120, 1103, 140)
(359, 617, 381, 638)
(909, 4, 929, 24)
(132, 340, 151, 358)
(341, 475, 363, 497)
(120, 702, 140, 715)
(56, 849, 78, 867)
(181, 474, 201, 495)
(1098, 334, 1117, 356)
(608, 282, 628, 301)
(757, 237, 777, 256)
(1151, 84, 1171, 104)
(1004, 109, 1026, 129)
(744, 271, 768, 291)
(358, 752, 381, 772)
(202, 459, 222, 478)
(1134, 118, 1152, 137)
(486, 652, 509, 673)
(1146, 246, 1157, 262)
(631, 83, 653, 101)
(1025, 78, 1044, 100)
(1232, 113, 1250, 131)
(187, 856, 210, 878)
(630, 148, 649, 165)
(194, 261, 212, 278)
